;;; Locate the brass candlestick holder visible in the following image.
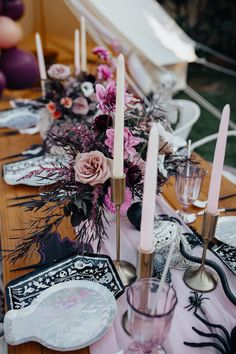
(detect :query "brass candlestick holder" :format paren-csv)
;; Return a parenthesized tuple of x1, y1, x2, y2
(183, 210, 219, 292)
(136, 246, 155, 279)
(110, 175, 136, 287)
(122, 246, 154, 335)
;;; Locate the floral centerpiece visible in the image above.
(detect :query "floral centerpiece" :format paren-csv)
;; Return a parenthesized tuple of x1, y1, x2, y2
(9, 92, 188, 263)
(9, 46, 116, 135)
(8, 48, 189, 263)
(43, 46, 115, 123)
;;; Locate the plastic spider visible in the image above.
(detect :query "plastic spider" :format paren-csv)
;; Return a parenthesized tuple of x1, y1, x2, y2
(184, 291, 209, 314)
(184, 291, 236, 354)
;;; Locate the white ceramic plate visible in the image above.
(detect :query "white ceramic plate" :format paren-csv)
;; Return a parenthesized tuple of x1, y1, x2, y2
(3, 154, 66, 186)
(4, 280, 117, 351)
(215, 216, 236, 247)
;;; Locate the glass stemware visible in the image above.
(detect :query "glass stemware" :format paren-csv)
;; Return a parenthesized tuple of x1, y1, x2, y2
(125, 278, 177, 354)
(175, 163, 206, 223)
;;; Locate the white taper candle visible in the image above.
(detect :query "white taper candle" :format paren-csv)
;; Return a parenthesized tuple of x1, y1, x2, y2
(74, 29, 80, 75)
(139, 124, 159, 252)
(113, 54, 125, 178)
(35, 32, 47, 95)
(81, 16, 87, 72)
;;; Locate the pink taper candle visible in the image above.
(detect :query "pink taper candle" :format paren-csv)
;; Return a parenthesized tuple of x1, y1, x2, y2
(207, 104, 230, 214)
(139, 124, 159, 252)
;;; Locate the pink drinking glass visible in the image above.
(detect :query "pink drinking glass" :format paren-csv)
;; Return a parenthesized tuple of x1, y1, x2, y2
(125, 278, 177, 354)
(175, 163, 206, 223)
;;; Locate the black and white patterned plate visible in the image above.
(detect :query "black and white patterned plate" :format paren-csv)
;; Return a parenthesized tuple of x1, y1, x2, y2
(3, 154, 66, 186)
(6, 253, 125, 310)
(211, 244, 236, 275)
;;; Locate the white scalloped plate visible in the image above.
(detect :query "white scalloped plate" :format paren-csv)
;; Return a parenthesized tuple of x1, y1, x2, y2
(215, 216, 236, 247)
(3, 154, 65, 186)
(4, 280, 117, 351)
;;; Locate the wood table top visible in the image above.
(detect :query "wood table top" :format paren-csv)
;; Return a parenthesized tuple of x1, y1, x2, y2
(1, 91, 236, 354)
(0, 94, 89, 354)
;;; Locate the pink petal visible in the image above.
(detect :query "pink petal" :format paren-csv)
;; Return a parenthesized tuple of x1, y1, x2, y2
(95, 84, 105, 101)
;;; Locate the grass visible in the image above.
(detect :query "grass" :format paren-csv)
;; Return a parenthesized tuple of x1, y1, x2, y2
(175, 63, 236, 167)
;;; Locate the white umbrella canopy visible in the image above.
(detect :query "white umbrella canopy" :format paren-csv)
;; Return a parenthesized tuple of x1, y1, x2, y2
(65, 0, 197, 93)
(65, 0, 231, 128)
(83, 0, 196, 66)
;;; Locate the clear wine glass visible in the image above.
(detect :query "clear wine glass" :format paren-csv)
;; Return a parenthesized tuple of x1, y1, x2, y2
(125, 278, 177, 354)
(175, 163, 206, 223)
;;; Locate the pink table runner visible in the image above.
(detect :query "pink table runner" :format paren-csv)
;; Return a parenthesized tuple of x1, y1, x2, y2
(90, 195, 236, 354)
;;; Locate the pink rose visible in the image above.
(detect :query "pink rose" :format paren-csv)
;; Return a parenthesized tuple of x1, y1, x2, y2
(74, 151, 111, 186)
(60, 97, 72, 108)
(72, 97, 89, 115)
(46, 102, 56, 113)
(47, 64, 71, 80)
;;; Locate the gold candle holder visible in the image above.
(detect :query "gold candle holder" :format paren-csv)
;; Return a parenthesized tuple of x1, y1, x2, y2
(136, 246, 155, 279)
(110, 175, 136, 287)
(183, 210, 218, 292)
(122, 246, 154, 335)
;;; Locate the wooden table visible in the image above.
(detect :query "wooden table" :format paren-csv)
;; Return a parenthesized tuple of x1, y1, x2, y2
(1, 93, 236, 354)
(0, 94, 89, 354)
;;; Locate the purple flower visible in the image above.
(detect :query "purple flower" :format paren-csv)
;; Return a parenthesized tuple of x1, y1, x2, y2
(93, 115, 113, 133)
(105, 187, 132, 215)
(95, 81, 116, 114)
(92, 46, 110, 61)
(72, 97, 89, 115)
(47, 64, 71, 80)
(97, 64, 113, 81)
(95, 81, 137, 114)
(105, 127, 141, 159)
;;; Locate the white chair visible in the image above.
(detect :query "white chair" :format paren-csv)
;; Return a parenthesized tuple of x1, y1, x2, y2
(173, 99, 201, 140)
(191, 130, 236, 184)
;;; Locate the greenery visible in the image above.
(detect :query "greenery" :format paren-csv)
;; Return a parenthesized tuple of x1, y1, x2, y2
(159, 0, 236, 59)
(175, 64, 236, 167)
(159, 0, 236, 167)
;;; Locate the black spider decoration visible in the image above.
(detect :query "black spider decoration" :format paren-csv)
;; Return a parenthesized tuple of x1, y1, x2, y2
(184, 291, 236, 354)
(184, 291, 209, 314)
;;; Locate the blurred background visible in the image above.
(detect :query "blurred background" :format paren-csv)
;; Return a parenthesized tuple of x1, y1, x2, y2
(2, 0, 236, 166)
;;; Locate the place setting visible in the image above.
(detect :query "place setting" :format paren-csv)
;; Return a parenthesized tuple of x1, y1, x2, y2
(0, 3, 236, 354)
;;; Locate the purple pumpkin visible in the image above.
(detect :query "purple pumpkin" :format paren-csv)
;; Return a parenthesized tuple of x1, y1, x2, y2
(0, 47, 39, 90)
(2, 0, 24, 20)
(0, 70, 7, 96)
